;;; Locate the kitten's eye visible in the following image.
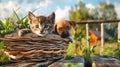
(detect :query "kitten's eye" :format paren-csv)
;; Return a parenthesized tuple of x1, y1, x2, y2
(36, 25, 39, 28)
(45, 25, 48, 28)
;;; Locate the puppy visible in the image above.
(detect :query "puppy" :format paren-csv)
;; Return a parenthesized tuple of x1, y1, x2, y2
(53, 20, 76, 42)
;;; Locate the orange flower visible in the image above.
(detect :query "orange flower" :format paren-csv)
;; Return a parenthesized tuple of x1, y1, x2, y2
(89, 32, 98, 46)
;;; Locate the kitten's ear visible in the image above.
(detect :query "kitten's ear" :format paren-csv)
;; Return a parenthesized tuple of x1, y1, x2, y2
(28, 11, 35, 24)
(48, 12, 55, 23)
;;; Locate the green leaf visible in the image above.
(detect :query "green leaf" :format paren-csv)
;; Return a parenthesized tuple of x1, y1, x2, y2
(5, 18, 10, 29)
(0, 42, 4, 50)
(13, 10, 21, 23)
(0, 20, 4, 30)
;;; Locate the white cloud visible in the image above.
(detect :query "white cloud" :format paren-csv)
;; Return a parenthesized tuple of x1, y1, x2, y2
(86, 4, 95, 9)
(106, 0, 110, 4)
(0, 0, 52, 21)
(0, 1, 19, 21)
(55, 6, 71, 22)
(36, 0, 52, 8)
(34, 0, 53, 16)
(114, 2, 120, 19)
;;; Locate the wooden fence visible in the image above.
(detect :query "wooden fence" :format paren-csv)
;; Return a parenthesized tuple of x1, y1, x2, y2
(76, 19, 120, 55)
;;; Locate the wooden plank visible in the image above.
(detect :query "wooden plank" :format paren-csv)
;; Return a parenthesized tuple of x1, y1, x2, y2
(76, 19, 120, 24)
(118, 21, 120, 42)
(100, 23, 104, 55)
(86, 23, 89, 47)
(92, 62, 120, 67)
(91, 56, 120, 67)
(48, 57, 85, 67)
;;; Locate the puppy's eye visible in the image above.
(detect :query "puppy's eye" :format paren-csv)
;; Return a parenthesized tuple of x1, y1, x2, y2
(66, 26, 70, 30)
(36, 25, 39, 28)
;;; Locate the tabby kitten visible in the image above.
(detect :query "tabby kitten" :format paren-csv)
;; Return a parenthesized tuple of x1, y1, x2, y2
(18, 12, 55, 37)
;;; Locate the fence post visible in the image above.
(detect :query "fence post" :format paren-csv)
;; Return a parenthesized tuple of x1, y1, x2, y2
(118, 22, 120, 42)
(86, 23, 89, 47)
(100, 23, 104, 55)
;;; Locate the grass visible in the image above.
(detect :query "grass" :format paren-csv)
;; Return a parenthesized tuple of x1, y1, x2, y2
(65, 32, 95, 63)
(12, 10, 29, 29)
(0, 8, 39, 37)
(0, 42, 9, 63)
(93, 41, 120, 59)
(65, 32, 87, 57)
(0, 50, 9, 63)
(0, 18, 15, 37)
(112, 42, 120, 59)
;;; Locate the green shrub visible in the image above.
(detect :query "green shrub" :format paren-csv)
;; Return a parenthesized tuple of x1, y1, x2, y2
(0, 42, 9, 63)
(83, 46, 95, 62)
(12, 10, 29, 29)
(65, 32, 95, 62)
(0, 42, 4, 50)
(102, 45, 114, 57)
(65, 32, 86, 58)
(113, 42, 120, 59)
(12, 8, 38, 29)
(0, 18, 15, 37)
(108, 37, 117, 43)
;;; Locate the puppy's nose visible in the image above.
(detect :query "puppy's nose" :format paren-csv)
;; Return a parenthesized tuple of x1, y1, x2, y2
(40, 30, 43, 33)
(61, 31, 70, 38)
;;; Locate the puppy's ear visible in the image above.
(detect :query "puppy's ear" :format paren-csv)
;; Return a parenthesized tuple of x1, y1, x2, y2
(28, 11, 36, 24)
(52, 24, 58, 34)
(48, 12, 55, 23)
(68, 21, 76, 26)
(69, 21, 77, 34)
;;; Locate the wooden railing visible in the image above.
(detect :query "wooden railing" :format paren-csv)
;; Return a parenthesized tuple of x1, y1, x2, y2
(76, 19, 120, 55)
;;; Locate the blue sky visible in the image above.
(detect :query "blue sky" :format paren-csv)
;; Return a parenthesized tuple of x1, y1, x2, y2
(0, 0, 120, 21)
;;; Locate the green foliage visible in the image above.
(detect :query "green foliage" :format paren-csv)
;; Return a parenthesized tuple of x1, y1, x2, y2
(65, 32, 86, 58)
(83, 46, 95, 62)
(91, 2, 117, 37)
(69, 1, 92, 21)
(113, 42, 120, 59)
(0, 42, 9, 63)
(102, 45, 114, 57)
(11, 8, 38, 29)
(0, 18, 15, 37)
(65, 42, 76, 57)
(91, 2, 116, 20)
(12, 10, 29, 29)
(65, 32, 95, 62)
(0, 42, 4, 50)
(69, 1, 117, 38)
(69, 1, 91, 34)
(0, 10, 31, 37)
(99, 42, 120, 59)
(0, 50, 9, 63)
(108, 37, 117, 43)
